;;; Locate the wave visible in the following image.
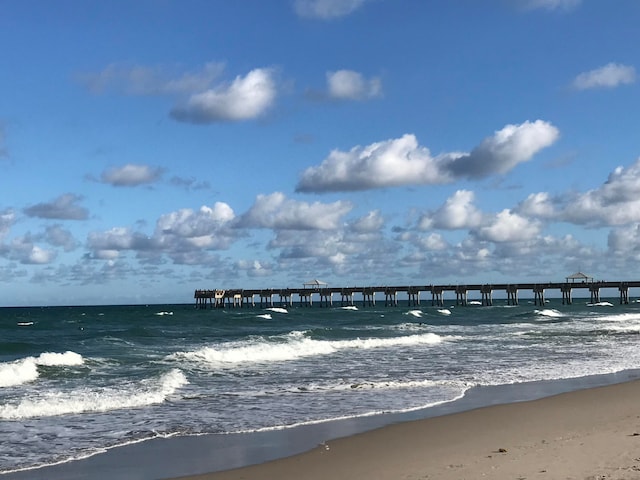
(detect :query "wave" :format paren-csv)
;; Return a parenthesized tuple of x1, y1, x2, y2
(405, 310, 423, 318)
(155, 311, 173, 316)
(0, 369, 187, 420)
(341, 306, 358, 311)
(256, 313, 272, 320)
(587, 301, 614, 307)
(266, 307, 288, 314)
(534, 309, 564, 318)
(168, 332, 448, 367)
(437, 309, 452, 315)
(0, 351, 84, 388)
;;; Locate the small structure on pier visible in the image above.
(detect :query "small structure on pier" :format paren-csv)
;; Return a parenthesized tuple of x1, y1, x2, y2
(566, 272, 593, 283)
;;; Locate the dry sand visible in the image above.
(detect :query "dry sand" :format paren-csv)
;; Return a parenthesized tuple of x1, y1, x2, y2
(178, 380, 640, 480)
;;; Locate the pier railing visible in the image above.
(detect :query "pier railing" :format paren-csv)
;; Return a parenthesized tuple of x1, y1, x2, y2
(194, 281, 638, 308)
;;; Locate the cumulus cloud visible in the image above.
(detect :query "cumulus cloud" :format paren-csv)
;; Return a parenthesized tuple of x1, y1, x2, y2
(24, 193, 89, 220)
(239, 192, 353, 230)
(171, 68, 277, 123)
(418, 190, 484, 230)
(294, 0, 368, 19)
(100, 164, 164, 187)
(573, 63, 636, 90)
(78, 62, 226, 95)
(86, 203, 237, 266)
(561, 158, 640, 226)
(445, 120, 560, 178)
(326, 70, 382, 101)
(349, 210, 384, 233)
(157, 203, 235, 238)
(296, 120, 559, 192)
(474, 209, 542, 243)
(6, 236, 57, 265)
(45, 225, 78, 252)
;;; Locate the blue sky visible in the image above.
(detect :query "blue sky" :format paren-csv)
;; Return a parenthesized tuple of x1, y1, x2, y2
(1, 0, 639, 306)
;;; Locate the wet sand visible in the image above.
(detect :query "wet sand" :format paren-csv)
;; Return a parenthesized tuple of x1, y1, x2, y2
(178, 379, 640, 480)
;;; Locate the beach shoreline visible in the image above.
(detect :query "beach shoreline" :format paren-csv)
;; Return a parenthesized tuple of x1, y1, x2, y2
(6, 369, 640, 480)
(182, 375, 640, 480)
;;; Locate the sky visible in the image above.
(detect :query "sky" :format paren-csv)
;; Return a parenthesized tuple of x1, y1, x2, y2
(1, 0, 640, 306)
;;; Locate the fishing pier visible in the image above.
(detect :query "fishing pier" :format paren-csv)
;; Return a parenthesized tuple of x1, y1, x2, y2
(194, 274, 640, 309)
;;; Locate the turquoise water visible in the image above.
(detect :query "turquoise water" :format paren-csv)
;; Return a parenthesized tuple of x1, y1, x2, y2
(1, 299, 640, 474)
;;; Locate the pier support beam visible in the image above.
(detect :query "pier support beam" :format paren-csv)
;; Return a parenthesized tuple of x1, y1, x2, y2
(561, 285, 572, 305)
(589, 285, 601, 304)
(279, 290, 293, 307)
(299, 291, 313, 307)
(506, 285, 519, 306)
(341, 289, 355, 306)
(431, 287, 444, 307)
(384, 288, 398, 307)
(243, 293, 255, 307)
(362, 289, 376, 307)
(455, 286, 468, 306)
(260, 290, 274, 308)
(319, 289, 333, 307)
(533, 286, 545, 306)
(481, 285, 493, 306)
(619, 283, 629, 304)
(408, 287, 420, 306)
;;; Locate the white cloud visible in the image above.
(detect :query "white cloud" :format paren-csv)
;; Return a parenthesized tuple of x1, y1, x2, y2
(561, 158, 640, 226)
(418, 190, 483, 230)
(608, 224, 640, 255)
(294, 0, 368, 19)
(27, 246, 56, 265)
(573, 63, 636, 90)
(296, 120, 559, 192)
(239, 192, 353, 230)
(350, 210, 384, 233)
(420, 233, 448, 251)
(326, 70, 382, 100)
(517, 192, 556, 218)
(23, 193, 89, 220)
(171, 68, 277, 123)
(157, 203, 235, 238)
(445, 120, 560, 179)
(475, 209, 542, 243)
(101, 164, 163, 187)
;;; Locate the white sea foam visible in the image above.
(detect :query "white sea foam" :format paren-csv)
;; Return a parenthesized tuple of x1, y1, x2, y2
(0, 369, 187, 420)
(341, 306, 358, 311)
(437, 309, 452, 315)
(468, 300, 482, 306)
(155, 311, 173, 316)
(266, 307, 288, 314)
(257, 313, 272, 320)
(16, 322, 34, 326)
(168, 332, 447, 367)
(596, 312, 640, 323)
(534, 309, 564, 318)
(587, 301, 614, 307)
(406, 310, 423, 318)
(0, 351, 85, 388)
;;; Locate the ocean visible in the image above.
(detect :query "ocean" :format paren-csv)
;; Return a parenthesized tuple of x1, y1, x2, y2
(2, 298, 640, 477)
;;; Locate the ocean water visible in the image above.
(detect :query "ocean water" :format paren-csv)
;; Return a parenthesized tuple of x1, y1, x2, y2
(1, 298, 640, 475)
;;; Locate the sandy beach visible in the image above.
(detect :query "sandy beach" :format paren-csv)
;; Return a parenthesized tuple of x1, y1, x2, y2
(179, 379, 640, 480)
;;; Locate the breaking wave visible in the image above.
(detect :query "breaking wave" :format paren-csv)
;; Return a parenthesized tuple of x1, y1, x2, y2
(0, 351, 84, 388)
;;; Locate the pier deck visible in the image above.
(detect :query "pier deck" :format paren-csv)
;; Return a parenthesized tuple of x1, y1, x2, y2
(194, 280, 639, 308)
